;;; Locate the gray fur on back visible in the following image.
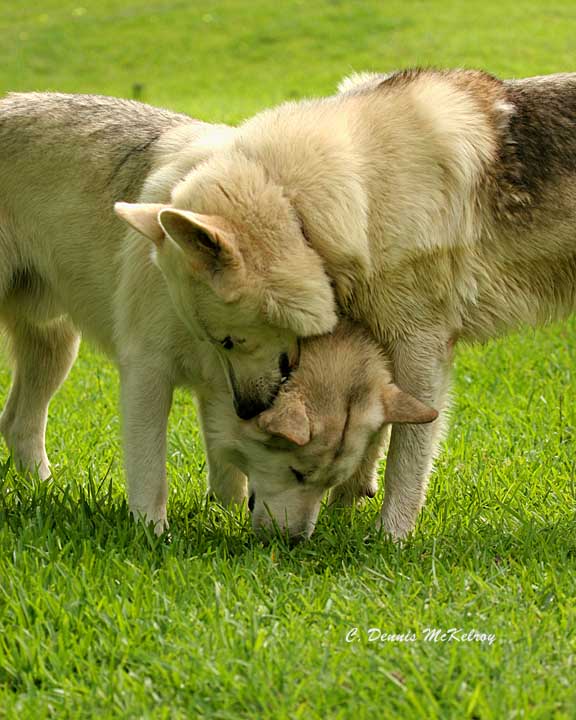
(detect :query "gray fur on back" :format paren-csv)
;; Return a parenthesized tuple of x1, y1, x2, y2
(0, 92, 196, 202)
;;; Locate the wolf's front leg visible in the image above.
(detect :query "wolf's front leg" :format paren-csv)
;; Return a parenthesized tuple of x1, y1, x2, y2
(379, 335, 452, 540)
(206, 455, 247, 507)
(120, 362, 174, 534)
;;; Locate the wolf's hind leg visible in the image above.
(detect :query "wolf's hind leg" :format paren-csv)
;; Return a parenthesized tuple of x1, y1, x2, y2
(0, 317, 80, 478)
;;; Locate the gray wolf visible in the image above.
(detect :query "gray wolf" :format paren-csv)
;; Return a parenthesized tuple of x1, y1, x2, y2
(0, 91, 434, 538)
(120, 69, 575, 538)
(0, 91, 240, 531)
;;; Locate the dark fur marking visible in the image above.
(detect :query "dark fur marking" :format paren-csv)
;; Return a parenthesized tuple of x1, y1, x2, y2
(217, 182, 234, 204)
(377, 67, 501, 93)
(500, 80, 576, 200)
(333, 396, 353, 461)
(8, 268, 38, 294)
(110, 133, 160, 182)
(378, 67, 432, 90)
(290, 467, 306, 484)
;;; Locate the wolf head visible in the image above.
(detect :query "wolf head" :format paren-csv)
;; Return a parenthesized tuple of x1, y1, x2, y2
(205, 321, 437, 542)
(115, 152, 339, 418)
(115, 101, 375, 419)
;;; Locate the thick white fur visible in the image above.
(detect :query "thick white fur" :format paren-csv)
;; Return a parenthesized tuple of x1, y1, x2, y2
(5, 73, 573, 541)
(156, 70, 575, 539)
(0, 95, 397, 540)
(0, 99, 249, 530)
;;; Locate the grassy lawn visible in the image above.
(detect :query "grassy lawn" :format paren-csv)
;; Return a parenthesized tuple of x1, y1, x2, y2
(1, 1, 575, 717)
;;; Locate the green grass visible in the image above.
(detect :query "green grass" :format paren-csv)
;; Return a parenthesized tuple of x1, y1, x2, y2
(1, 1, 575, 717)
(2, 0, 576, 122)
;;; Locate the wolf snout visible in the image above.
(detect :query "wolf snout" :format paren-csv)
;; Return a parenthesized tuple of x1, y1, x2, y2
(251, 509, 315, 545)
(248, 493, 310, 543)
(230, 368, 289, 420)
(286, 532, 307, 548)
(253, 522, 311, 546)
(233, 395, 271, 420)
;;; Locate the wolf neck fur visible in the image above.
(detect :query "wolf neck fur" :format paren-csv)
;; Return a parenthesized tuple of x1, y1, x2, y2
(219, 75, 575, 340)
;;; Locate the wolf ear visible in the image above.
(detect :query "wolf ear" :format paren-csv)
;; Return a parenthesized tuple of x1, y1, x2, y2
(257, 395, 311, 446)
(114, 202, 166, 246)
(158, 209, 243, 272)
(381, 384, 438, 425)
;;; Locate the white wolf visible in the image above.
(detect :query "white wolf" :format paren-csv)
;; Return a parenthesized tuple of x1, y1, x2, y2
(0, 92, 435, 539)
(117, 69, 576, 539)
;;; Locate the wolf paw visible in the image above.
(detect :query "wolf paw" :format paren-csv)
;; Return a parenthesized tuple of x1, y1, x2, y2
(329, 476, 378, 507)
(376, 506, 415, 542)
(207, 485, 248, 507)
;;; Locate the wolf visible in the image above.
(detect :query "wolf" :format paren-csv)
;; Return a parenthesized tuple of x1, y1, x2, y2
(0, 91, 435, 538)
(202, 320, 437, 541)
(0, 92, 245, 530)
(119, 69, 576, 539)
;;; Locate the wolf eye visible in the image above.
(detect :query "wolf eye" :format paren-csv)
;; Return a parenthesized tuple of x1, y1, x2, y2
(219, 336, 247, 351)
(290, 467, 306, 484)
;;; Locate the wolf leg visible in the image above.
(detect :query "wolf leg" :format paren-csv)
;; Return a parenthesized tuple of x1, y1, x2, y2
(329, 425, 390, 506)
(195, 396, 247, 506)
(119, 361, 174, 534)
(206, 456, 247, 507)
(0, 317, 80, 478)
(378, 335, 452, 540)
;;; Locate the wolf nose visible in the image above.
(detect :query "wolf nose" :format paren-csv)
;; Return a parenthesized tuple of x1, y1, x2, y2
(288, 533, 306, 548)
(248, 493, 255, 513)
(234, 397, 270, 420)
